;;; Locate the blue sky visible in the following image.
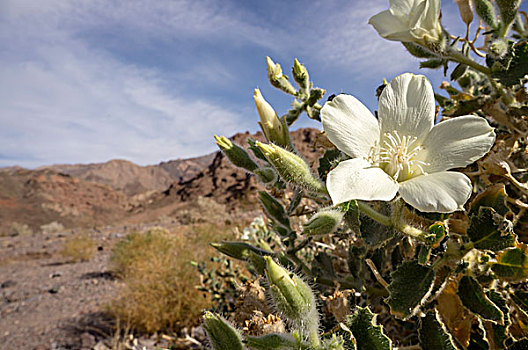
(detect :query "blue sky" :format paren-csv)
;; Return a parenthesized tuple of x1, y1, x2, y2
(1, 0, 519, 168)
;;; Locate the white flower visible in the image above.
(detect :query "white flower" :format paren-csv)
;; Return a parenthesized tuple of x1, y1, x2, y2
(321, 73, 495, 213)
(369, 0, 443, 46)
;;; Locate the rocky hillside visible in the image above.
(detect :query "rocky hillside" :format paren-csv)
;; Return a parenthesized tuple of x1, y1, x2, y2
(0, 168, 130, 234)
(151, 128, 324, 209)
(0, 128, 324, 235)
(44, 155, 214, 196)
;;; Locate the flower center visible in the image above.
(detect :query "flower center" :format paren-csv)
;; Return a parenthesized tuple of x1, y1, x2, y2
(377, 131, 427, 182)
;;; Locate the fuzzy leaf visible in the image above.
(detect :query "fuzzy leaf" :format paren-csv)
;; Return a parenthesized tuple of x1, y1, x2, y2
(342, 307, 392, 350)
(318, 149, 341, 180)
(258, 191, 291, 229)
(457, 276, 503, 323)
(419, 311, 456, 350)
(511, 291, 528, 317)
(469, 184, 510, 217)
(491, 41, 528, 87)
(386, 261, 435, 319)
(491, 245, 528, 282)
(244, 333, 304, 350)
(467, 207, 516, 252)
(483, 290, 510, 349)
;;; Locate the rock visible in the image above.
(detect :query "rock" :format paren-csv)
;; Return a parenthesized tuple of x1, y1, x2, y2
(80, 332, 96, 349)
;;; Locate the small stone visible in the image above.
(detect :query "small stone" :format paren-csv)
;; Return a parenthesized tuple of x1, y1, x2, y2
(80, 332, 96, 349)
(49, 272, 62, 278)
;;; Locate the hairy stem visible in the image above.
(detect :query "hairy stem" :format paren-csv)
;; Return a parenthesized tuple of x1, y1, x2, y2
(445, 49, 491, 75)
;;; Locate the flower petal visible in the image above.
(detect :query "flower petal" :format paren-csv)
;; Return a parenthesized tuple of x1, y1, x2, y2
(399, 172, 472, 212)
(378, 73, 434, 142)
(368, 10, 414, 42)
(321, 94, 380, 159)
(327, 158, 398, 204)
(390, 0, 421, 20)
(417, 115, 496, 173)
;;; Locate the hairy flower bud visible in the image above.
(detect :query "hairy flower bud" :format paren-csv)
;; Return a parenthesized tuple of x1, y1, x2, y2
(255, 142, 327, 195)
(203, 312, 244, 350)
(266, 56, 297, 96)
(475, 0, 498, 29)
(254, 166, 277, 184)
(496, 0, 521, 35)
(455, 0, 474, 26)
(214, 135, 258, 172)
(264, 257, 319, 334)
(254, 88, 291, 149)
(303, 208, 344, 236)
(292, 58, 310, 91)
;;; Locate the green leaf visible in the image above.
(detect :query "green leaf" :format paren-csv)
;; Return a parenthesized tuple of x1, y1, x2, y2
(341, 307, 392, 350)
(491, 245, 528, 282)
(419, 311, 456, 350)
(457, 276, 504, 323)
(511, 291, 528, 317)
(451, 63, 469, 81)
(258, 191, 291, 229)
(244, 333, 305, 350)
(469, 184, 510, 217)
(386, 261, 435, 319)
(342, 200, 360, 234)
(483, 290, 510, 349)
(318, 149, 341, 180)
(467, 207, 516, 252)
(420, 58, 445, 69)
(491, 41, 528, 87)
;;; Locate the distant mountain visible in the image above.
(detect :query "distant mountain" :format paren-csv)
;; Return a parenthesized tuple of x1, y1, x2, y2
(0, 128, 325, 234)
(42, 155, 214, 196)
(0, 168, 130, 234)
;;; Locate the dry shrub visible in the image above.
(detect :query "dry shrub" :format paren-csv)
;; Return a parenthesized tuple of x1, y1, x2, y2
(172, 196, 229, 225)
(8, 222, 33, 237)
(61, 233, 96, 262)
(40, 221, 65, 234)
(108, 225, 232, 333)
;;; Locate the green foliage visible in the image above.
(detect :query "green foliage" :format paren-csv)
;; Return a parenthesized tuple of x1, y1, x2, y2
(419, 311, 456, 350)
(491, 245, 528, 281)
(204, 4, 528, 348)
(386, 261, 435, 319)
(341, 307, 391, 350)
(467, 207, 516, 251)
(457, 276, 504, 323)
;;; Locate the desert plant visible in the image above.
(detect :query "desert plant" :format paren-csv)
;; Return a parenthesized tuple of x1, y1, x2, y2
(8, 222, 33, 236)
(108, 223, 241, 334)
(61, 232, 96, 262)
(40, 221, 65, 234)
(203, 1, 528, 349)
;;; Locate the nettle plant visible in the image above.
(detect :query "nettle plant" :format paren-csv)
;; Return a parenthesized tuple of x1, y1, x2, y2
(204, 0, 528, 349)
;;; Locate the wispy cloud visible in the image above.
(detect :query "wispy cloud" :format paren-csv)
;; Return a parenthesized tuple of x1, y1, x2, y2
(0, 0, 472, 168)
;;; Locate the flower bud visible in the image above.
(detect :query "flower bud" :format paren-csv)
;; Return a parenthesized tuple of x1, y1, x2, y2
(210, 241, 273, 261)
(496, 0, 521, 35)
(292, 58, 310, 91)
(254, 166, 277, 184)
(254, 88, 291, 149)
(266, 56, 297, 96)
(255, 142, 327, 195)
(258, 191, 291, 229)
(203, 312, 244, 350)
(303, 208, 344, 236)
(244, 333, 301, 350)
(264, 257, 318, 330)
(489, 38, 509, 58)
(475, 0, 498, 29)
(455, 0, 474, 26)
(214, 135, 258, 172)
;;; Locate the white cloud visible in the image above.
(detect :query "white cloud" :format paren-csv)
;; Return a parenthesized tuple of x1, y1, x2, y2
(0, 0, 254, 168)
